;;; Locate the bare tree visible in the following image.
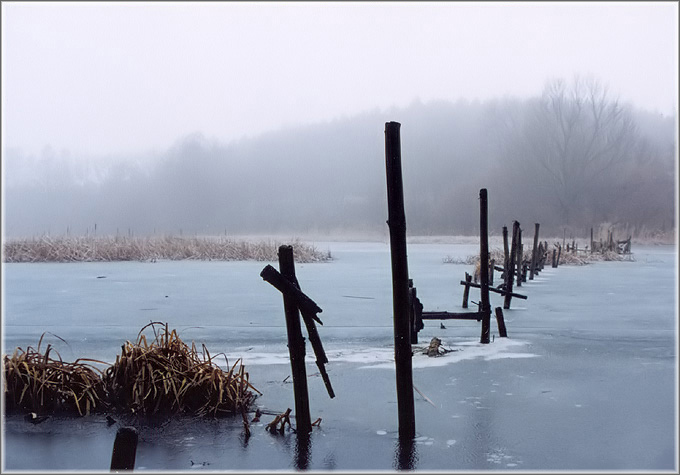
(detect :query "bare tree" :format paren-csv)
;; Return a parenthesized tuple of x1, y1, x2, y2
(508, 76, 640, 224)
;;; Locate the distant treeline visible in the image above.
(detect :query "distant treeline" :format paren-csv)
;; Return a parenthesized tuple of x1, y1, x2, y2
(3, 77, 676, 240)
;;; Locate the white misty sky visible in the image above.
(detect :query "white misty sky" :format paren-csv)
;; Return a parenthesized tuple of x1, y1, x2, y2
(1, 1, 678, 158)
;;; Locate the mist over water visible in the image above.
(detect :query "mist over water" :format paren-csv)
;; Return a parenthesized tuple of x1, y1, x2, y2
(3, 86, 676, 241)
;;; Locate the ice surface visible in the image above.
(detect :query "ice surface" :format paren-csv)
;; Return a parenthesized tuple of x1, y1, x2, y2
(2, 242, 677, 471)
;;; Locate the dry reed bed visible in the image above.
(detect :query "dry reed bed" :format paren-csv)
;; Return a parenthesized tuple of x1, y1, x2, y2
(3, 235, 329, 263)
(445, 246, 633, 267)
(3, 323, 260, 418)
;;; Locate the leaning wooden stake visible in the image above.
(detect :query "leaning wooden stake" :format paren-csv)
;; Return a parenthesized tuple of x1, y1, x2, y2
(504, 221, 519, 309)
(530, 223, 540, 280)
(278, 245, 313, 435)
(479, 188, 491, 344)
(261, 264, 335, 399)
(494, 307, 508, 338)
(385, 121, 415, 440)
(110, 426, 138, 471)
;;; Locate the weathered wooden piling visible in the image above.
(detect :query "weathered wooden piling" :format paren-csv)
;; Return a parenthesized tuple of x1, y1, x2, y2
(530, 223, 540, 280)
(494, 307, 508, 338)
(504, 221, 520, 309)
(278, 245, 313, 435)
(502, 226, 509, 279)
(384, 121, 415, 440)
(110, 426, 138, 471)
(516, 229, 523, 288)
(408, 280, 423, 344)
(479, 188, 491, 344)
(462, 272, 472, 308)
(552, 249, 557, 268)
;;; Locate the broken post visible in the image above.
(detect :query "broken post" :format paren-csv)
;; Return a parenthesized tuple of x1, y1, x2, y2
(385, 121, 415, 440)
(110, 426, 138, 471)
(278, 245, 313, 435)
(494, 307, 508, 338)
(504, 221, 519, 309)
(462, 272, 472, 308)
(530, 223, 540, 280)
(479, 188, 491, 344)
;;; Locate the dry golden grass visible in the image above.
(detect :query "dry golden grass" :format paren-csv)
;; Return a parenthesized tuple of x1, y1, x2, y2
(3, 323, 261, 418)
(2, 334, 107, 416)
(102, 322, 260, 417)
(2, 235, 330, 263)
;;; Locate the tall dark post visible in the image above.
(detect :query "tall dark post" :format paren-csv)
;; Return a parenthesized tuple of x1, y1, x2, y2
(110, 426, 138, 471)
(529, 223, 540, 280)
(504, 221, 519, 309)
(502, 226, 509, 278)
(278, 245, 312, 435)
(479, 189, 491, 344)
(384, 121, 415, 440)
(516, 228, 523, 287)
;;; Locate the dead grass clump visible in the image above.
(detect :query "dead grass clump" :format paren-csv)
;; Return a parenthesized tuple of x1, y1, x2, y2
(2, 334, 107, 416)
(102, 322, 261, 417)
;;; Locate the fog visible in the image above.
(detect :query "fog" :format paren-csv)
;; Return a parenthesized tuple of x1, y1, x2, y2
(3, 78, 676, 240)
(2, 3, 677, 241)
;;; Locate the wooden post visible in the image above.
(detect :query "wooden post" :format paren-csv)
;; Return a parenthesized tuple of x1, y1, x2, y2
(556, 244, 561, 267)
(552, 249, 557, 268)
(278, 245, 312, 435)
(110, 426, 138, 471)
(408, 280, 423, 344)
(479, 188, 491, 344)
(504, 221, 519, 309)
(516, 229, 523, 288)
(384, 121, 415, 440)
(488, 258, 495, 286)
(494, 307, 508, 338)
(590, 227, 594, 254)
(502, 226, 509, 280)
(462, 272, 472, 308)
(529, 223, 540, 280)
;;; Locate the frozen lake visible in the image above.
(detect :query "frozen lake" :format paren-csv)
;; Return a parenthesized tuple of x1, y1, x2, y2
(2, 241, 677, 471)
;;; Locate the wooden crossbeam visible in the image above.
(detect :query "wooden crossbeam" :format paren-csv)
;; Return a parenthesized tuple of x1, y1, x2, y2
(422, 311, 486, 321)
(460, 280, 528, 300)
(260, 264, 323, 325)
